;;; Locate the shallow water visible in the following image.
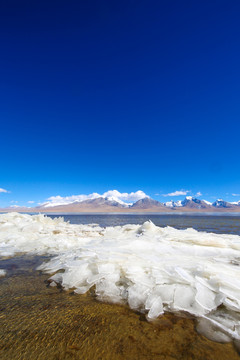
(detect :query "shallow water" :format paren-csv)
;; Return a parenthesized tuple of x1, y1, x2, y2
(1, 214, 240, 359)
(0, 256, 239, 360)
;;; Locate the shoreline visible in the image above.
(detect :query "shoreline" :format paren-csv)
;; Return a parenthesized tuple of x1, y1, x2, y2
(0, 254, 239, 360)
(1, 210, 240, 216)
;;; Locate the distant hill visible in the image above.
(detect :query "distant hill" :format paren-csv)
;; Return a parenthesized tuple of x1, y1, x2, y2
(130, 197, 164, 209)
(163, 196, 212, 209)
(1, 195, 240, 213)
(34, 197, 126, 212)
(180, 196, 212, 209)
(212, 199, 236, 208)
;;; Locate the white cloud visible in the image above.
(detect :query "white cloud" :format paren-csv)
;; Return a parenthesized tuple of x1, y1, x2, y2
(195, 192, 202, 197)
(43, 190, 148, 207)
(163, 190, 190, 197)
(0, 188, 9, 193)
(28, 201, 35, 204)
(232, 194, 240, 197)
(102, 190, 148, 202)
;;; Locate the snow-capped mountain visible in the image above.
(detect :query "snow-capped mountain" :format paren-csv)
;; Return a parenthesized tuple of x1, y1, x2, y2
(163, 196, 212, 209)
(180, 196, 212, 209)
(41, 200, 82, 208)
(212, 199, 235, 208)
(2, 192, 240, 213)
(230, 200, 240, 205)
(41, 196, 130, 209)
(39, 190, 148, 209)
(38, 197, 129, 210)
(35, 195, 240, 212)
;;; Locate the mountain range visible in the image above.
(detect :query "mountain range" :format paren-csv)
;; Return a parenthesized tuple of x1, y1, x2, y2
(1, 196, 240, 213)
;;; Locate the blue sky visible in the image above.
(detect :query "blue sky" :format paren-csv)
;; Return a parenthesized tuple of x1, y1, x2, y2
(1, 0, 240, 207)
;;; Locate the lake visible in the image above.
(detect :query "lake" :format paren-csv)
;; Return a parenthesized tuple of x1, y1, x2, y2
(48, 213, 240, 235)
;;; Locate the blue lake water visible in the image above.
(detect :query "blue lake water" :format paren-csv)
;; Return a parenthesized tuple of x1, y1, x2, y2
(46, 213, 240, 235)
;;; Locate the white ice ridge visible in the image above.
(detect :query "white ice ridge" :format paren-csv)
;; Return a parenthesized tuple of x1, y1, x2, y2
(0, 269, 6, 277)
(1, 213, 240, 342)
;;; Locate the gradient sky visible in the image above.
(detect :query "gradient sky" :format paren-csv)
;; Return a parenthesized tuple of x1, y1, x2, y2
(1, 0, 240, 207)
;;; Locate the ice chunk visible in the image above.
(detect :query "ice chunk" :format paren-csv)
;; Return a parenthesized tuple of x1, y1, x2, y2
(195, 282, 217, 311)
(197, 318, 232, 343)
(174, 285, 196, 312)
(127, 284, 149, 309)
(0, 269, 6, 277)
(155, 285, 175, 305)
(146, 293, 163, 319)
(1, 213, 240, 341)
